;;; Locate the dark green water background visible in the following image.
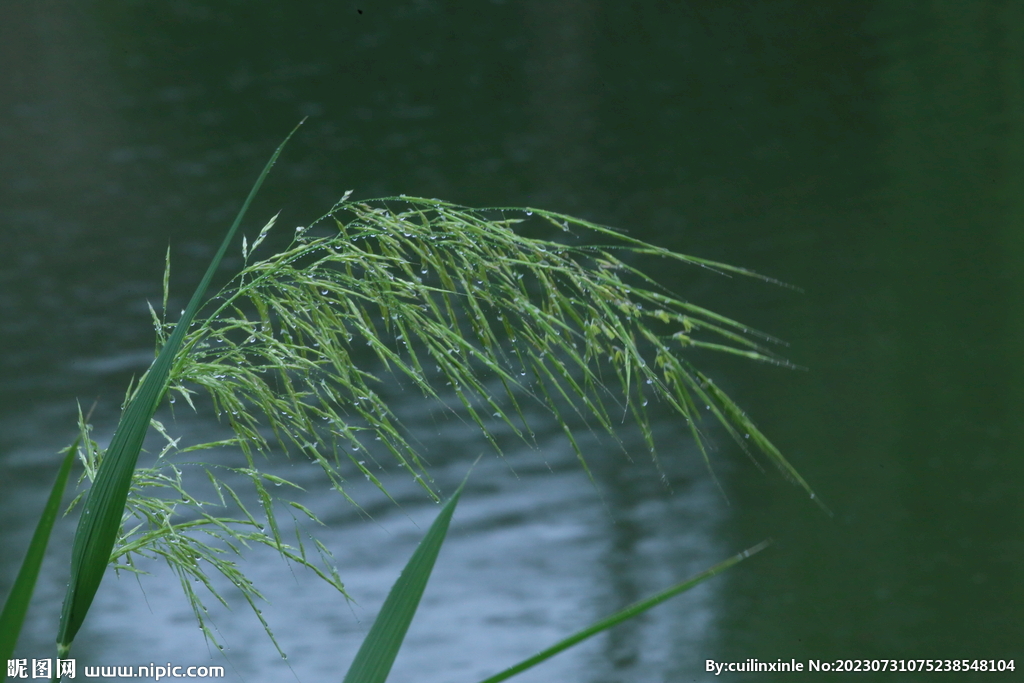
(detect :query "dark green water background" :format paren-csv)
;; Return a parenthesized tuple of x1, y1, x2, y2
(1, 2, 1021, 681)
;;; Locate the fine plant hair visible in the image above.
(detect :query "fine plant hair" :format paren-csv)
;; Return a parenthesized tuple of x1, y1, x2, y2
(66, 192, 821, 656)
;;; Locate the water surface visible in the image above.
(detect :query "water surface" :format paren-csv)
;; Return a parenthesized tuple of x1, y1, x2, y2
(2, 3, 1021, 681)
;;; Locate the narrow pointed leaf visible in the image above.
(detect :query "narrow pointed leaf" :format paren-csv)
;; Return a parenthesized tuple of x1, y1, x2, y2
(342, 478, 468, 683)
(0, 439, 78, 677)
(474, 539, 773, 683)
(55, 121, 304, 654)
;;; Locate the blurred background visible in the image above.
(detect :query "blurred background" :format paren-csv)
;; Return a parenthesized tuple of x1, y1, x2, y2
(1, 2, 1021, 681)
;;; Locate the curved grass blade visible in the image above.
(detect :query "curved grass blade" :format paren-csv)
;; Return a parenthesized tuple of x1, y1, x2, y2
(55, 121, 305, 656)
(342, 476, 469, 683)
(474, 539, 773, 683)
(0, 438, 78, 678)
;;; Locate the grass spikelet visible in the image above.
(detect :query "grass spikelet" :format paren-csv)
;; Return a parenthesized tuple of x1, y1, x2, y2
(49, 159, 821, 662)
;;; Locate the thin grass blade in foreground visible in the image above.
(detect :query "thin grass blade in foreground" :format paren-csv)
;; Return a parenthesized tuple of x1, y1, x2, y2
(54, 121, 304, 657)
(342, 476, 469, 683)
(474, 539, 773, 683)
(0, 437, 78, 679)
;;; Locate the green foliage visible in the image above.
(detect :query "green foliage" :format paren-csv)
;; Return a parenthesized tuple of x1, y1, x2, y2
(76, 189, 818, 656)
(0, 437, 77, 680)
(63, 190, 820, 655)
(54, 122, 304, 657)
(475, 539, 773, 683)
(167, 192, 814, 489)
(0, 129, 820, 674)
(67, 413, 344, 658)
(342, 474, 469, 683)
(340, 473, 769, 683)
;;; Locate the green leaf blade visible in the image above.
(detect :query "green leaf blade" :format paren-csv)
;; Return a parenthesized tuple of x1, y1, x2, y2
(474, 539, 773, 683)
(0, 439, 78, 677)
(55, 121, 304, 654)
(342, 478, 468, 683)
